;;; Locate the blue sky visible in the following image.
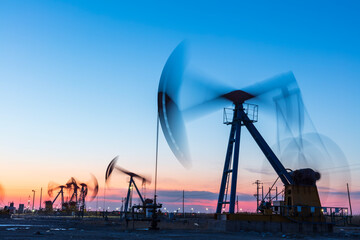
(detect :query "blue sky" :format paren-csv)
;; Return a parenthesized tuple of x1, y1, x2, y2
(1, 1, 360, 212)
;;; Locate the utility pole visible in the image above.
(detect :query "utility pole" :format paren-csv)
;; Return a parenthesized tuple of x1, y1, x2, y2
(121, 197, 124, 212)
(268, 187, 272, 203)
(236, 195, 239, 213)
(347, 183, 353, 221)
(31, 190, 36, 211)
(275, 187, 278, 201)
(182, 190, 185, 218)
(253, 180, 261, 213)
(150, 112, 160, 230)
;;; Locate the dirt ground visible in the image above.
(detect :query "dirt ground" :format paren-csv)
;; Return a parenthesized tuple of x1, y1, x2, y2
(0, 216, 359, 239)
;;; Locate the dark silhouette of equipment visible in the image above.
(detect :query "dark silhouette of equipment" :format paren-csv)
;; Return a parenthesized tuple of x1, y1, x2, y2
(64, 177, 79, 212)
(66, 177, 79, 203)
(105, 156, 151, 218)
(157, 42, 324, 220)
(47, 175, 98, 215)
(48, 184, 66, 210)
(78, 183, 88, 216)
(77, 174, 99, 217)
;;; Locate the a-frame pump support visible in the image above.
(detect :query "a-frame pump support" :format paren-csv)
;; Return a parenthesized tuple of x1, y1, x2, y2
(216, 104, 242, 214)
(216, 103, 294, 214)
(52, 186, 65, 207)
(124, 175, 145, 217)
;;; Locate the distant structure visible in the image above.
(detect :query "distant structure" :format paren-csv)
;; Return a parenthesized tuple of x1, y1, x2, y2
(8, 202, 16, 214)
(18, 204, 24, 214)
(105, 156, 152, 219)
(46, 175, 98, 215)
(26, 195, 30, 210)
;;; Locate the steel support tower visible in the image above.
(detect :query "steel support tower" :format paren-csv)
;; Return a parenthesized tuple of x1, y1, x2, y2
(216, 103, 294, 214)
(216, 104, 243, 214)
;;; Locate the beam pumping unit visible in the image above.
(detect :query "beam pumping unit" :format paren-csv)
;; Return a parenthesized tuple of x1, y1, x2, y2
(46, 175, 98, 215)
(105, 156, 159, 220)
(157, 42, 350, 224)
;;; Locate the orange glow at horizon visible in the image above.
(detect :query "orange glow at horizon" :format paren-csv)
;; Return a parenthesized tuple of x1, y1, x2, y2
(2, 184, 358, 214)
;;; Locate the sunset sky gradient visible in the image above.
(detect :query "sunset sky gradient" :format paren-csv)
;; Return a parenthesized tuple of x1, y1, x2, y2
(1, 1, 360, 213)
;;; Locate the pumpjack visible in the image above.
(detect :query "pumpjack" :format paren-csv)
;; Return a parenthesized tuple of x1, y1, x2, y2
(216, 95, 322, 221)
(67, 177, 79, 203)
(105, 156, 158, 219)
(78, 183, 88, 217)
(46, 176, 98, 215)
(49, 185, 66, 210)
(157, 42, 330, 225)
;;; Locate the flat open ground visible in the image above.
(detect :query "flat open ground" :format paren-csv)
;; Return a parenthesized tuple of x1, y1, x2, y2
(0, 216, 359, 239)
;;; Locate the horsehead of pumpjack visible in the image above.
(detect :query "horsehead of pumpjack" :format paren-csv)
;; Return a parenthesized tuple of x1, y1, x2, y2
(105, 156, 151, 186)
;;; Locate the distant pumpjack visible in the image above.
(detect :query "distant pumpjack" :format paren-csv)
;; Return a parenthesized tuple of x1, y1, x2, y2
(77, 174, 98, 217)
(66, 177, 79, 204)
(105, 156, 150, 218)
(78, 183, 88, 217)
